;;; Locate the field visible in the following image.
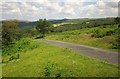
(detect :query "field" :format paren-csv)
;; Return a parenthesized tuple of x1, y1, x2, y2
(2, 38, 119, 77)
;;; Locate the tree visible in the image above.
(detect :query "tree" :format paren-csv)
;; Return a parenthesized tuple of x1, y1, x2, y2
(2, 20, 22, 47)
(115, 17, 120, 24)
(36, 19, 52, 37)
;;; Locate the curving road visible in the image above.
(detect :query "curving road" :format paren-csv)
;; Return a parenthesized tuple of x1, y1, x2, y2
(40, 40, 119, 65)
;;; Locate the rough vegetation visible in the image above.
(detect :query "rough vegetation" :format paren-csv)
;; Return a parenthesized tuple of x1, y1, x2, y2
(2, 17, 120, 77)
(45, 24, 119, 51)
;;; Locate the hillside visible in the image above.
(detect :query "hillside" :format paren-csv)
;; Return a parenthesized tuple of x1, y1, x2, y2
(3, 18, 115, 30)
(45, 24, 119, 52)
(17, 19, 69, 30)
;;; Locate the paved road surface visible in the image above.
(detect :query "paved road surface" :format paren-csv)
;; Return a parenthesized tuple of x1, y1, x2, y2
(40, 40, 119, 65)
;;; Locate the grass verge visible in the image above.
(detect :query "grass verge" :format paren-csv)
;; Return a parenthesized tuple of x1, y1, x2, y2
(2, 40, 119, 77)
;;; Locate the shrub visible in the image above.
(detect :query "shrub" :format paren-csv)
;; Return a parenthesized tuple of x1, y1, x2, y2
(43, 62, 62, 77)
(65, 35, 70, 38)
(111, 35, 120, 49)
(34, 34, 45, 39)
(2, 38, 40, 55)
(91, 29, 106, 38)
(91, 27, 117, 38)
(8, 54, 20, 61)
(106, 30, 115, 36)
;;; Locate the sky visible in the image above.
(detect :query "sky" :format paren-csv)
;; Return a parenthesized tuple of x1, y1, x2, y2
(0, 0, 119, 21)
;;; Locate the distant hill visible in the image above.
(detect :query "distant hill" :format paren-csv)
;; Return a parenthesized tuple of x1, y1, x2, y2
(18, 21, 36, 30)
(52, 18, 117, 32)
(1, 18, 117, 30)
(19, 19, 69, 26)
(18, 19, 69, 30)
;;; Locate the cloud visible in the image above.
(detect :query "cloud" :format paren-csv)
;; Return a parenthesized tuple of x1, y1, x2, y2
(96, 0, 106, 8)
(2, 2, 21, 15)
(105, 2, 118, 8)
(32, 6, 39, 11)
(60, 4, 75, 15)
(77, 0, 118, 18)
(1, 0, 119, 21)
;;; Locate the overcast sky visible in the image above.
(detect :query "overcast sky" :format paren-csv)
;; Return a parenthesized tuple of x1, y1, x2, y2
(0, 0, 119, 21)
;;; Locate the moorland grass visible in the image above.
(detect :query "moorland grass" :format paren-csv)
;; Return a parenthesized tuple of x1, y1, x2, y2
(45, 25, 119, 51)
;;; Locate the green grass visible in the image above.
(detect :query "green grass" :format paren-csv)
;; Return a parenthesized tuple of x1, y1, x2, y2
(2, 40, 119, 77)
(45, 25, 119, 51)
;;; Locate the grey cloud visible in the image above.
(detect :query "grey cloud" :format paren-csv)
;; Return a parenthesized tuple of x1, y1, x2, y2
(105, 2, 118, 8)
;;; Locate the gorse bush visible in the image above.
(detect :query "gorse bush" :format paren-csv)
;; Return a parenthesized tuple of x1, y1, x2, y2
(2, 38, 40, 55)
(91, 29, 106, 38)
(111, 28, 120, 49)
(91, 27, 118, 38)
